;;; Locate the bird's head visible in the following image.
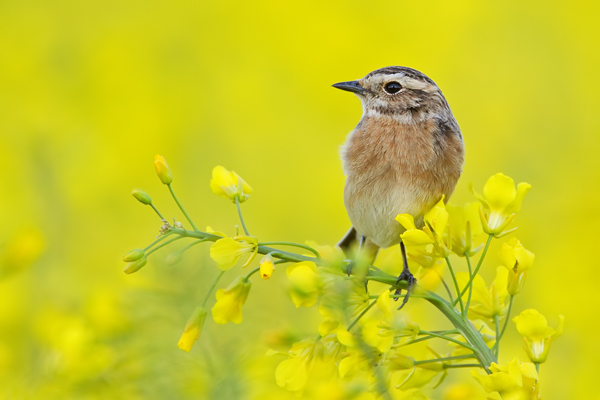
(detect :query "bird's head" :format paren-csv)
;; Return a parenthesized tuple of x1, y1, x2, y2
(332, 66, 449, 121)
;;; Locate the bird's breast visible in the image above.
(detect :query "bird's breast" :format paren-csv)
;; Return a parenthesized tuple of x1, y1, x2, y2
(341, 115, 464, 248)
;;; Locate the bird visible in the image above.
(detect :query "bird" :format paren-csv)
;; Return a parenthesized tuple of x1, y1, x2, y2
(332, 66, 465, 309)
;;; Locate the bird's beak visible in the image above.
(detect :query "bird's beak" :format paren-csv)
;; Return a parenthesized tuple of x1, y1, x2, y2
(332, 80, 368, 94)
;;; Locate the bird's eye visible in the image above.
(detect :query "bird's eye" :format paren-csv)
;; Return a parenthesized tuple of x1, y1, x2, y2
(384, 81, 402, 94)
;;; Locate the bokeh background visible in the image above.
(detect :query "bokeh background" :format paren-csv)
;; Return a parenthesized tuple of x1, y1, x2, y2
(0, 0, 598, 398)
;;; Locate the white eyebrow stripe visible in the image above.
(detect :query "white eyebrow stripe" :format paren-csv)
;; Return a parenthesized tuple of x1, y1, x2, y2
(399, 77, 429, 90)
(382, 73, 430, 90)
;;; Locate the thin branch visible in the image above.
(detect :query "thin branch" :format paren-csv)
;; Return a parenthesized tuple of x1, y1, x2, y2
(168, 184, 199, 232)
(235, 196, 250, 236)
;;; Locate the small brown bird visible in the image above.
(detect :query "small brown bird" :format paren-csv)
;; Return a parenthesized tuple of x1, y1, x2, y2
(333, 66, 465, 308)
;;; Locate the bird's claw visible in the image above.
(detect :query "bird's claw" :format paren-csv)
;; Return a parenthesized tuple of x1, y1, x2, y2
(346, 261, 354, 276)
(394, 270, 416, 310)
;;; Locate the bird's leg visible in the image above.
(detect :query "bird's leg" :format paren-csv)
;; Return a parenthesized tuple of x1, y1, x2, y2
(346, 235, 366, 276)
(394, 241, 416, 310)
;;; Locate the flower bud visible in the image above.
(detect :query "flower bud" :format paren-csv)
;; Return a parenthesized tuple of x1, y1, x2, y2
(178, 306, 208, 352)
(154, 155, 173, 185)
(124, 257, 147, 274)
(387, 354, 415, 370)
(260, 254, 275, 279)
(507, 270, 526, 296)
(132, 189, 152, 205)
(166, 251, 183, 266)
(123, 248, 145, 262)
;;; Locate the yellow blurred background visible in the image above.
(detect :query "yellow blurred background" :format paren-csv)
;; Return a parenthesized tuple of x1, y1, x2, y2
(0, 0, 598, 398)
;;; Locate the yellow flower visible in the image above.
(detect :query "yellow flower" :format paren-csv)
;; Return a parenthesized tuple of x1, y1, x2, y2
(446, 202, 484, 257)
(177, 306, 208, 352)
(456, 267, 509, 320)
(210, 165, 253, 203)
(397, 198, 451, 258)
(512, 309, 564, 363)
(471, 173, 531, 237)
(338, 347, 371, 379)
(444, 383, 483, 400)
(275, 337, 335, 394)
(154, 155, 173, 185)
(318, 268, 369, 335)
(287, 261, 321, 308)
(211, 276, 251, 324)
(209, 235, 258, 270)
(259, 254, 275, 279)
(415, 261, 445, 291)
(498, 238, 535, 295)
(387, 344, 443, 391)
(362, 290, 419, 353)
(471, 358, 539, 400)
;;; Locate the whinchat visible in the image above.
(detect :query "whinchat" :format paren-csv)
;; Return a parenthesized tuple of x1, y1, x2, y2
(333, 66, 465, 308)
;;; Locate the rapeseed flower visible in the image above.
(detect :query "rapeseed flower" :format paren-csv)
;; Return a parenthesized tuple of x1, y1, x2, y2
(471, 358, 539, 400)
(210, 165, 252, 203)
(446, 202, 483, 257)
(512, 309, 564, 363)
(499, 238, 535, 295)
(287, 261, 321, 308)
(397, 197, 451, 258)
(456, 267, 509, 321)
(211, 276, 251, 324)
(471, 173, 531, 237)
(210, 234, 258, 270)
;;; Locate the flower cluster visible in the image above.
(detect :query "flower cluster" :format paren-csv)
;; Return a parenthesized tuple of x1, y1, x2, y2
(123, 159, 563, 399)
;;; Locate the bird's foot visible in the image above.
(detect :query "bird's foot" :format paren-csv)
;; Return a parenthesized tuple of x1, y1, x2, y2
(394, 270, 416, 310)
(346, 261, 354, 276)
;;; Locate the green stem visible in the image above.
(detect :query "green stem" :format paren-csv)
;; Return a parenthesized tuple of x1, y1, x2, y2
(181, 238, 209, 253)
(535, 363, 540, 373)
(143, 232, 173, 251)
(493, 295, 514, 355)
(169, 227, 319, 264)
(146, 236, 185, 256)
(258, 242, 320, 259)
(414, 354, 475, 366)
(445, 257, 464, 313)
(439, 273, 454, 302)
(444, 364, 483, 369)
(418, 330, 476, 352)
(150, 204, 165, 220)
(418, 329, 459, 335)
(202, 270, 226, 307)
(347, 300, 377, 331)
(235, 196, 250, 236)
(464, 253, 474, 317)
(401, 335, 436, 346)
(167, 184, 199, 232)
(494, 314, 501, 358)
(453, 235, 493, 307)
(368, 293, 434, 301)
(245, 266, 260, 280)
(424, 290, 497, 371)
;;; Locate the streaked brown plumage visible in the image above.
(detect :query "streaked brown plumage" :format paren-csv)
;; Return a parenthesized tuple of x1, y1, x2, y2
(333, 66, 465, 307)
